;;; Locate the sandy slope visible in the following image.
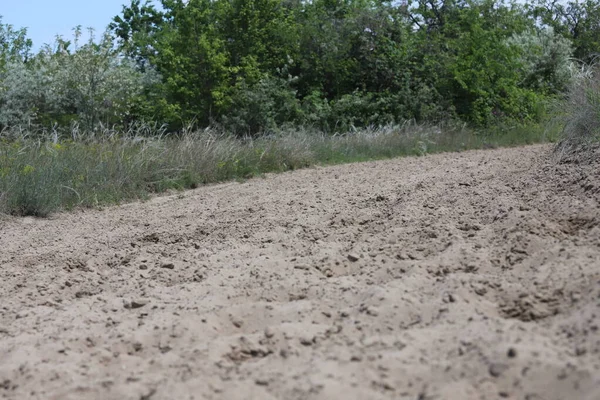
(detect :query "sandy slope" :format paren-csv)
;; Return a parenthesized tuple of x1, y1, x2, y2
(1, 144, 599, 400)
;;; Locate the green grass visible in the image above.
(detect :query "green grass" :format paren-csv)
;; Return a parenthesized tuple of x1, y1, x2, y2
(0, 121, 557, 217)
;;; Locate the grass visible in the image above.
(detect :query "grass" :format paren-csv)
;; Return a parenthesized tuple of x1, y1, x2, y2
(554, 63, 600, 158)
(0, 120, 558, 217)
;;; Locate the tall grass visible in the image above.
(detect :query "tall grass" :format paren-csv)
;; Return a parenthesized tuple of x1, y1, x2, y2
(555, 63, 600, 156)
(0, 121, 555, 216)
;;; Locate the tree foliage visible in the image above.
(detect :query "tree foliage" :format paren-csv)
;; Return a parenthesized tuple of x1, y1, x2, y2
(1, 0, 598, 135)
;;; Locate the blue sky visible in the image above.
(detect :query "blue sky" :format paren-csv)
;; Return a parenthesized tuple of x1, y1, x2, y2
(1, 0, 141, 49)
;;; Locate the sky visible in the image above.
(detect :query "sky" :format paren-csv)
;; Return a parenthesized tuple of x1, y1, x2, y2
(1, 0, 144, 49)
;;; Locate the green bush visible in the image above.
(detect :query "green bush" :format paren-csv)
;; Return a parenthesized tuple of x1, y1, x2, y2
(507, 27, 573, 94)
(222, 74, 302, 136)
(0, 28, 158, 133)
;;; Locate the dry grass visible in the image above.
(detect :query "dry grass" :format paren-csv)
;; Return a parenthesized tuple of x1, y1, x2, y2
(555, 63, 600, 159)
(0, 121, 554, 216)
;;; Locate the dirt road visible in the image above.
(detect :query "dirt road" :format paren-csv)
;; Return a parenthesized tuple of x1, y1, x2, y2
(1, 144, 599, 400)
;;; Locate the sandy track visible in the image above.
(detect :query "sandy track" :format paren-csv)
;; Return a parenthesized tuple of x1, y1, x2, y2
(1, 144, 599, 400)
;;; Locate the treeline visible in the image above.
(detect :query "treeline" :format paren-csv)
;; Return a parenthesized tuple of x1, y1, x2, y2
(1, 0, 599, 135)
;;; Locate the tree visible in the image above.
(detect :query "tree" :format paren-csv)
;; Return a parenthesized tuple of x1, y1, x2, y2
(0, 16, 32, 71)
(529, 0, 600, 63)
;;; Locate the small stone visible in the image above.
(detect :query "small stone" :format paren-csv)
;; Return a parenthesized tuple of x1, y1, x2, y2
(289, 292, 307, 301)
(473, 284, 487, 296)
(489, 363, 508, 378)
(231, 317, 243, 328)
(347, 253, 360, 262)
(139, 264, 148, 270)
(443, 292, 456, 303)
(299, 336, 314, 346)
(507, 348, 517, 358)
(255, 378, 269, 386)
(264, 327, 275, 339)
(350, 355, 363, 362)
(131, 299, 150, 309)
(575, 347, 587, 356)
(161, 262, 175, 270)
(125, 299, 149, 309)
(294, 264, 310, 270)
(366, 307, 379, 317)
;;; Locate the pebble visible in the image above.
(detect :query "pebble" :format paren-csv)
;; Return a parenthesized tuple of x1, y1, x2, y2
(124, 299, 150, 309)
(347, 253, 360, 262)
(231, 317, 244, 328)
(289, 292, 307, 301)
(255, 378, 269, 386)
(443, 292, 456, 303)
(161, 262, 175, 270)
(366, 307, 379, 317)
(489, 362, 508, 378)
(299, 336, 314, 346)
(264, 327, 275, 339)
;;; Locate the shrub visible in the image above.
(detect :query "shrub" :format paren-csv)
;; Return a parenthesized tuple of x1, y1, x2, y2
(0, 28, 159, 133)
(507, 27, 574, 94)
(557, 63, 600, 152)
(221, 74, 302, 136)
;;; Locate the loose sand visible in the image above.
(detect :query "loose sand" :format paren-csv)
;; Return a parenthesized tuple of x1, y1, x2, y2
(1, 144, 599, 400)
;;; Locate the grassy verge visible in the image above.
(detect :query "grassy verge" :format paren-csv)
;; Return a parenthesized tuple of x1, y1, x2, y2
(554, 63, 600, 158)
(0, 121, 557, 217)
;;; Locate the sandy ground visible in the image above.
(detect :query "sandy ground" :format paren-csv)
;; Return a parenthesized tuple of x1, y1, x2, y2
(1, 144, 599, 400)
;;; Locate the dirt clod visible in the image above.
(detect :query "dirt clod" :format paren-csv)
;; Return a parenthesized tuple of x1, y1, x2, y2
(124, 299, 150, 309)
(347, 253, 360, 262)
(160, 262, 175, 270)
(264, 327, 275, 339)
(489, 363, 509, 378)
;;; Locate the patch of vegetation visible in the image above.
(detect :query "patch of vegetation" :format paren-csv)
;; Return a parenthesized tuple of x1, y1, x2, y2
(555, 63, 600, 156)
(0, 122, 556, 216)
(0, 1, 596, 216)
(1, 1, 596, 135)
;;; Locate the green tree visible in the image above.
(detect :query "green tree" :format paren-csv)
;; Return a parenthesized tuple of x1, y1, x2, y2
(0, 16, 32, 71)
(529, 0, 600, 63)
